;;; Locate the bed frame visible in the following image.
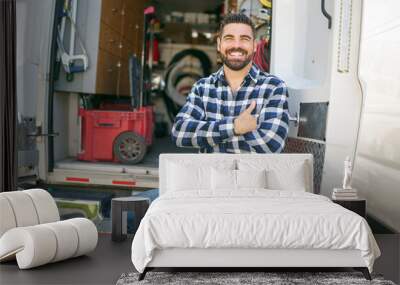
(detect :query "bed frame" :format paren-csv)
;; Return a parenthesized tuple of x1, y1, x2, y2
(139, 248, 371, 280)
(138, 154, 372, 281)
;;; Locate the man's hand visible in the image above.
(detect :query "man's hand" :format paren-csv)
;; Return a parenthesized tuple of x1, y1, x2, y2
(233, 101, 257, 135)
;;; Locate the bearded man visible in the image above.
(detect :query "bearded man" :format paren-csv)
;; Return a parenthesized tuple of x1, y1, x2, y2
(171, 13, 289, 153)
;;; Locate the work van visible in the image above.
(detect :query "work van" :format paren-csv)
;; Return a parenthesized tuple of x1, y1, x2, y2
(14, 0, 400, 235)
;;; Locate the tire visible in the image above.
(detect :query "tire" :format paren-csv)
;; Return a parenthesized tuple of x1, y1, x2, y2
(113, 132, 147, 164)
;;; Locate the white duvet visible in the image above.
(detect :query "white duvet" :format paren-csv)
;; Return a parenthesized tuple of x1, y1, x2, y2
(131, 190, 380, 273)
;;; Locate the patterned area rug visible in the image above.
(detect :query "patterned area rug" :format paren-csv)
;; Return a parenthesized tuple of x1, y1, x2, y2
(116, 271, 396, 285)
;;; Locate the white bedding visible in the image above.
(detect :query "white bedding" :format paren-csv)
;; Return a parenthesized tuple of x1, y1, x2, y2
(131, 190, 380, 273)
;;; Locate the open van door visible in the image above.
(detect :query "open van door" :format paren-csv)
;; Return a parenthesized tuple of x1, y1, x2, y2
(271, 0, 364, 195)
(16, 0, 57, 185)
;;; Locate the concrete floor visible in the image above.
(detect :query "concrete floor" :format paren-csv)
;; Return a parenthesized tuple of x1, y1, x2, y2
(1, 234, 398, 285)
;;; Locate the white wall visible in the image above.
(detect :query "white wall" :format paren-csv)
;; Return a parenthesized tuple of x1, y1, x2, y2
(353, 0, 400, 232)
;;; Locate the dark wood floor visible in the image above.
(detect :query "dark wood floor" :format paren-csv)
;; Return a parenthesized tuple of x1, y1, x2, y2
(1, 234, 398, 285)
(0, 233, 134, 285)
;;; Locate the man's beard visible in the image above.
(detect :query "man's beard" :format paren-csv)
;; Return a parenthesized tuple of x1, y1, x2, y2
(220, 48, 253, 71)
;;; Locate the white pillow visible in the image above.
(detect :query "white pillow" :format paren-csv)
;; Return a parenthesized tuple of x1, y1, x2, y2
(211, 168, 236, 191)
(237, 159, 310, 192)
(167, 162, 211, 191)
(211, 168, 268, 191)
(236, 169, 267, 189)
(166, 160, 236, 192)
(266, 162, 307, 191)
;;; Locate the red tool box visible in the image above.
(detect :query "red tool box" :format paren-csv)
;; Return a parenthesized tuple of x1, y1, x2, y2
(77, 8, 158, 165)
(77, 106, 154, 164)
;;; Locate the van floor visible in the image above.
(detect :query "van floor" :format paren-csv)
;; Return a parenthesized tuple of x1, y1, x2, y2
(0, 234, 398, 285)
(55, 136, 198, 172)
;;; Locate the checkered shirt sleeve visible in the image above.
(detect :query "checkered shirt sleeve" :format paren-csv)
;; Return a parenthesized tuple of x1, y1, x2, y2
(171, 71, 289, 153)
(171, 85, 236, 149)
(242, 82, 289, 153)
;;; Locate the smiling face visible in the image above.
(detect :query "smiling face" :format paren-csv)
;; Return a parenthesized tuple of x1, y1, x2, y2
(217, 23, 256, 71)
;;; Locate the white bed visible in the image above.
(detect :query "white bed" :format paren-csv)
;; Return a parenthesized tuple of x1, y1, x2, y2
(131, 154, 380, 280)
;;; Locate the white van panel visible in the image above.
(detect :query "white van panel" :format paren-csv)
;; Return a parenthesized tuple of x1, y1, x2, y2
(271, 0, 365, 198)
(16, 0, 55, 181)
(353, 0, 400, 232)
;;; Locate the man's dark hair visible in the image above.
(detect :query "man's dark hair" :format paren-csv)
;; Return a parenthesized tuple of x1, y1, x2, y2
(219, 13, 256, 38)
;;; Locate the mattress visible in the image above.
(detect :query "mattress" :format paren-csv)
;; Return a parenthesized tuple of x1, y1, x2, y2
(131, 190, 380, 273)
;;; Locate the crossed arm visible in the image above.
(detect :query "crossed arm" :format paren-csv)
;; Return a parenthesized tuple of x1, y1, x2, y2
(171, 83, 289, 153)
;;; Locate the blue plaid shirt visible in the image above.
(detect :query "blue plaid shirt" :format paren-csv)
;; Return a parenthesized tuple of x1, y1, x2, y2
(171, 63, 289, 153)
